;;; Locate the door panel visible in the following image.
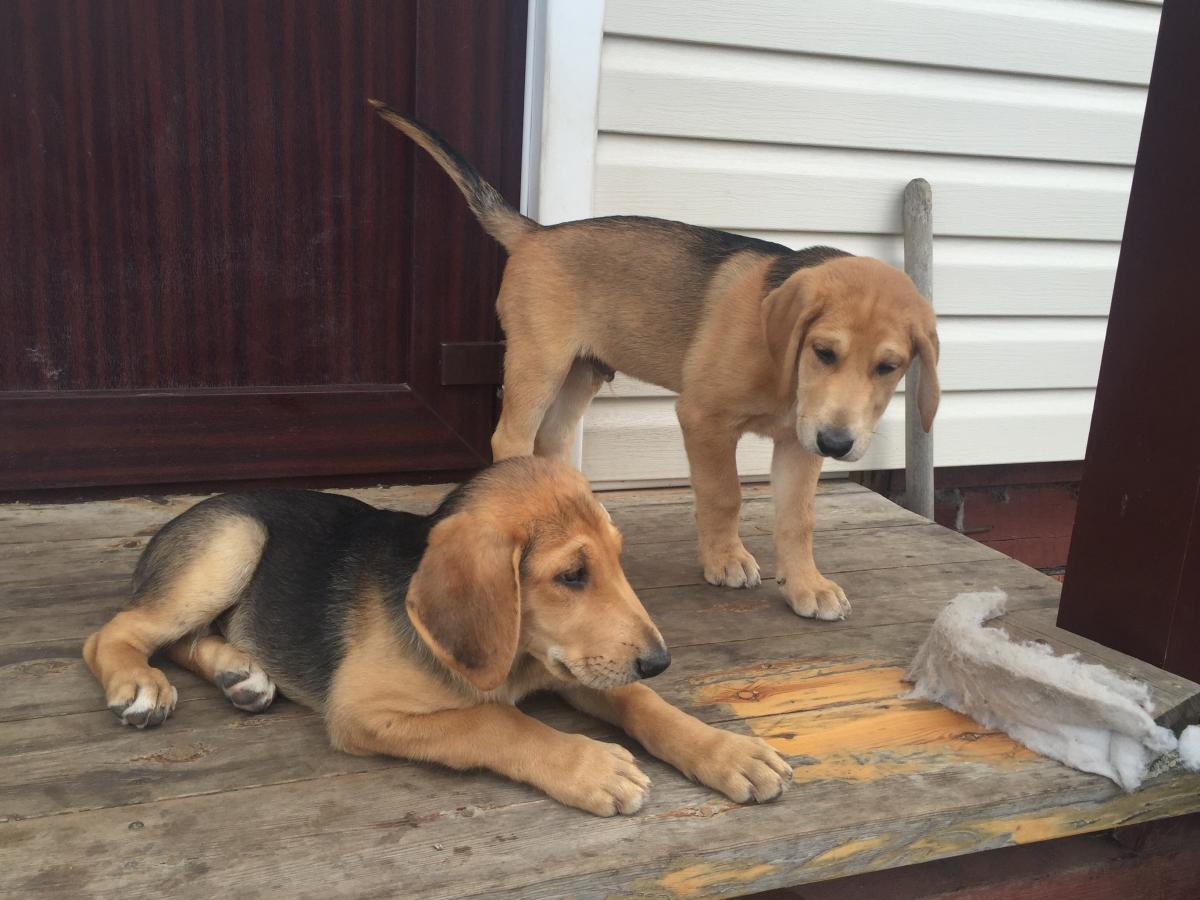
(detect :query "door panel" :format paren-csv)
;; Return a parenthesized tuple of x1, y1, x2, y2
(0, 0, 525, 490)
(1057, 0, 1200, 683)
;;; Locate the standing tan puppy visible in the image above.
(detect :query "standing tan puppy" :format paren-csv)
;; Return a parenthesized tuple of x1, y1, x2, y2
(369, 101, 939, 621)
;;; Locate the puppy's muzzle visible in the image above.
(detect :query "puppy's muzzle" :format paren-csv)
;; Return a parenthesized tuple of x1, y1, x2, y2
(816, 427, 855, 459)
(635, 645, 671, 679)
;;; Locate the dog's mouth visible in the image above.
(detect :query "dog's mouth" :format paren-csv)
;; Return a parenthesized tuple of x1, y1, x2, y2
(545, 648, 638, 690)
(547, 654, 574, 681)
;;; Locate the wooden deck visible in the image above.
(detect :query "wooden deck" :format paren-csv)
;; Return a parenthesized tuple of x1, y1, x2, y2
(2, 481, 1198, 899)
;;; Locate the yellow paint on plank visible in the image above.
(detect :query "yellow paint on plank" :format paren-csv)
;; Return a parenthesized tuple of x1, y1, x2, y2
(655, 860, 778, 898)
(699, 665, 1042, 783)
(884, 773, 1200, 868)
(765, 704, 1037, 783)
(693, 661, 904, 717)
(808, 834, 891, 866)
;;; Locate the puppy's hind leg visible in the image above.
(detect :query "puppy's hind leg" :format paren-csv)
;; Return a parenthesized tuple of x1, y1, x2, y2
(533, 358, 607, 464)
(83, 511, 266, 728)
(492, 337, 578, 460)
(165, 631, 276, 713)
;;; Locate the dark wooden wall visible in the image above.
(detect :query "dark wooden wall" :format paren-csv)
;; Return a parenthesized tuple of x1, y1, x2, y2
(0, 0, 527, 492)
(1058, 0, 1200, 682)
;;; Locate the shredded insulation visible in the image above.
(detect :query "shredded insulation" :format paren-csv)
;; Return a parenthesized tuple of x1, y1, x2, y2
(905, 590, 1200, 791)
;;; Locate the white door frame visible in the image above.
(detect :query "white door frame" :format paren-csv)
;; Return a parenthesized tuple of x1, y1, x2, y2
(520, 0, 605, 469)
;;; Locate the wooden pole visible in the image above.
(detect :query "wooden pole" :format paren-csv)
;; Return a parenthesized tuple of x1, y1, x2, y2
(902, 178, 934, 519)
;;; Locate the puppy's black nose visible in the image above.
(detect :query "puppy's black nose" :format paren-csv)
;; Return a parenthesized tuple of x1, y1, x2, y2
(635, 647, 671, 679)
(816, 428, 855, 459)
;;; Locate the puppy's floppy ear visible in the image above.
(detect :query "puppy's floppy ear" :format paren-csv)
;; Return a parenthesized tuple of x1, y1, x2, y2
(406, 513, 522, 692)
(762, 274, 822, 401)
(912, 318, 941, 433)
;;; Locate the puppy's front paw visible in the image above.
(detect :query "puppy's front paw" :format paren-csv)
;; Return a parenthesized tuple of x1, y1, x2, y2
(688, 730, 793, 803)
(700, 542, 761, 589)
(105, 666, 178, 728)
(779, 571, 850, 620)
(552, 737, 651, 817)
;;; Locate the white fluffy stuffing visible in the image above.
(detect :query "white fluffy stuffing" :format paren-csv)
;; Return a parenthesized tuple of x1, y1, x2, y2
(906, 590, 1182, 791)
(1179, 725, 1200, 772)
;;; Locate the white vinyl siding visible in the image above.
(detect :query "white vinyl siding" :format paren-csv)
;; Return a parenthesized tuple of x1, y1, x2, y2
(578, 0, 1161, 486)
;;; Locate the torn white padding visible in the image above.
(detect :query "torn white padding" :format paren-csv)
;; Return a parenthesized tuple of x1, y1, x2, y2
(905, 590, 1178, 791)
(1180, 726, 1200, 772)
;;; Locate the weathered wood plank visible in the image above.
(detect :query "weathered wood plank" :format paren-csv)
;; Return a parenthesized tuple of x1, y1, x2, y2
(5, 481, 1200, 900)
(597, 479, 865, 509)
(1, 725, 1196, 900)
(0, 555, 1057, 718)
(610, 491, 924, 546)
(0, 641, 215, 724)
(996, 606, 1200, 728)
(0, 480, 864, 545)
(0, 495, 931, 649)
(6, 598, 1194, 825)
(0, 485, 448, 545)
(0, 490, 902, 591)
(624, 523, 1003, 591)
(0, 613, 1055, 820)
(0, 622, 937, 816)
(646, 557, 1060, 650)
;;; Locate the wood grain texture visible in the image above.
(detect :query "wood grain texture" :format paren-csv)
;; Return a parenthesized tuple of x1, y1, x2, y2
(0, 0, 526, 490)
(754, 812, 1200, 900)
(0, 0, 418, 392)
(1, 483, 1197, 898)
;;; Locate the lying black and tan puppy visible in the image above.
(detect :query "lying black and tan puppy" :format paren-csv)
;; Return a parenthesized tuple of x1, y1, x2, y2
(83, 457, 792, 816)
(368, 100, 940, 623)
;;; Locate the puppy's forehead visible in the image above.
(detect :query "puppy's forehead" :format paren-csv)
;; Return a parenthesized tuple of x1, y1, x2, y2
(517, 476, 611, 539)
(810, 259, 928, 340)
(817, 258, 921, 305)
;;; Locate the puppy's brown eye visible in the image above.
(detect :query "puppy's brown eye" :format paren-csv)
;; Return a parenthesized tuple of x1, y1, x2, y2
(557, 567, 588, 589)
(814, 346, 837, 365)
(875, 362, 898, 376)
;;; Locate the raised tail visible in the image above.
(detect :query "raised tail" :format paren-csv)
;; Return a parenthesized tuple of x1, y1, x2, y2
(368, 99, 537, 251)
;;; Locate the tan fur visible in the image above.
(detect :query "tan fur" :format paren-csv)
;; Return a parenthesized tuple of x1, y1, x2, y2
(368, 102, 939, 620)
(83, 460, 793, 815)
(83, 517, 267, 726)
(493, 245, 938, 620)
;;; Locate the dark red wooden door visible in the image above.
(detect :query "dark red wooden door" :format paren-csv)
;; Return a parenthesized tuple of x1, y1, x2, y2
(1058, 0, 1200, 683)
(0, 0, 525, 492)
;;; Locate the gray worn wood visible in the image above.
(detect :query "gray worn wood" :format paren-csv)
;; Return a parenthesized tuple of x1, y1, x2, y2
(0, 523, 992, 651)
(0, 732, 1195, 900)
(0, 557, 1058, 724)
(0, 487, 889, 593)
(623, 522, 1003, 591)
(903, 177, 935, 520)
(607, 490, 924, 545)
(0, 480, 862, 545)
(2, 481, 1199, 900)
(997, 606, 1200, 728)
(2, 623, 935, 820)
(0, 491, 923, 653)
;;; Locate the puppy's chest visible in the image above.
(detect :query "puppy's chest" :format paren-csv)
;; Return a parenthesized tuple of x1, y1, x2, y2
(482, 658, 556, 705)
(743, 409, 796, 441)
